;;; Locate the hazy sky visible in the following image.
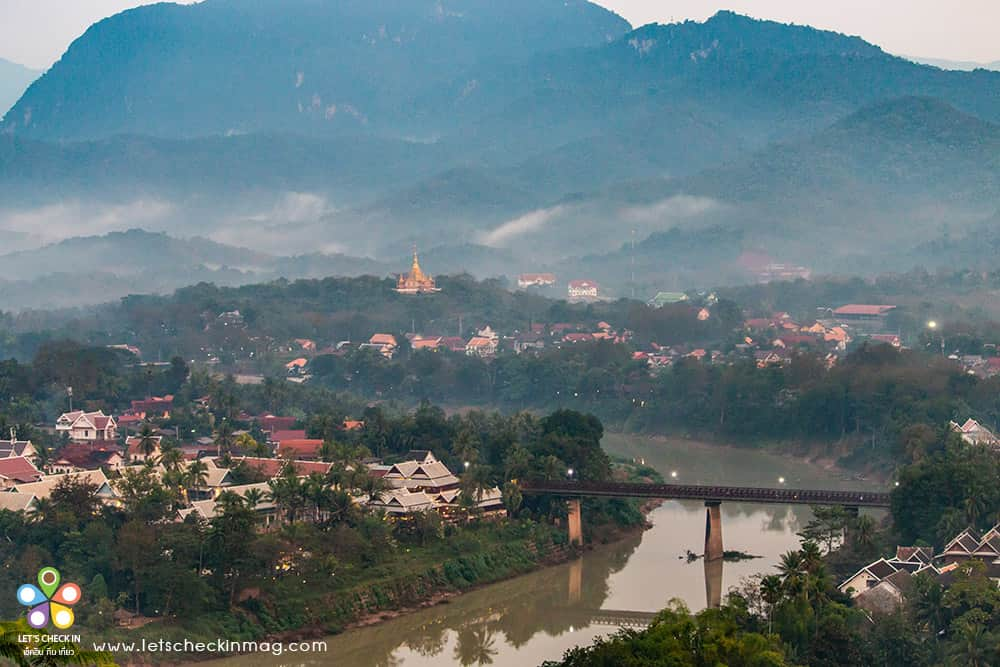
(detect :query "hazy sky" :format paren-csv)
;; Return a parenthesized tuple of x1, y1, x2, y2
(2, 0, 999, 70)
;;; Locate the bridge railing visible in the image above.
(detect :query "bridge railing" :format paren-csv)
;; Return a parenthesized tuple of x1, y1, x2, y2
(519, 480, 891, 507)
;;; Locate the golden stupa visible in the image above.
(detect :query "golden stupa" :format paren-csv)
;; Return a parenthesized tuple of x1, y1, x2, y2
(395, 248, 440, 294)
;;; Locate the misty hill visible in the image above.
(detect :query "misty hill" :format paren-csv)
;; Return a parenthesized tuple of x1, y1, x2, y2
(3, 0, 628, 140)
(906, 56, 1000, 72)
(0, 58, 39, 120)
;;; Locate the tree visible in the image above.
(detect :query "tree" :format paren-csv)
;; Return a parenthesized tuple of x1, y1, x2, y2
(134, 422, 159, 462)
(759, 575, 783, 635)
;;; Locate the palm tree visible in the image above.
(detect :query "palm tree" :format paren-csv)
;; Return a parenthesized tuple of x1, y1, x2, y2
(267, 470, 306, 524)
(359, 474, 390, 504)
(134, 423, 159, 462)
(214, 420, 235, 457)
(850, 514, 877, 555)
(303, 472, 331, 522)
(759, 575, 783, 635)
(183, 459, 210, 504)
(159, 445, 184, 471)
(799, 541, 823, 574)
(777, 550, 805, 595)
(242, 488, 266, 511)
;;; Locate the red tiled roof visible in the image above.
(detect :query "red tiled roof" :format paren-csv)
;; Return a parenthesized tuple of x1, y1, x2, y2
(271, 430, 307, 442)
(257, 415, 297, 431)
(276, 440, 324, 459)
(568, 280, 598, 289)
(0, 457, 42, 483)
(343, 420, 364, 431)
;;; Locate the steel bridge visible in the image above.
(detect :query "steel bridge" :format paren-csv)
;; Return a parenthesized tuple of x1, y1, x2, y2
(519, 480, 891, 508)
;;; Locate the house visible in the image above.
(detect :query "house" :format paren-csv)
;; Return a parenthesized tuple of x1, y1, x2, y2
(563, 333, 595, 344)
(12, 470, 117, 503)
(363, 333, 398, 358)
(949, 419, 999, 448)
(410, 336, 442, 351)
(56, 411, 118, 443)
(369, 488, 436, 515)
(0, 438, 37, 461)
(49, 443, 125, 473)
(466, 336, 498, 358)
(648, 292, 688, 308)
(285, 358, 308, 373)
(838, 558, 901, 598)
(124, 435, 163, 463)
(853, 570, 913, 616)
(270, 429, 307, 443)
(383, 453, 460, 494)
(217, 310, 246, 327)
(0, 493, 39, 514)
(832, 304, 896, 333)
(518, 273, 556, 289)
(232, 457, 333, 479)
(697, 308, 711, 321)
(940, 528, 982, 564)
(568, 280, 599, 300)
(276, 439, 324, 460)
(343, 420, 364, 431)
(184, 459, 235, 500)
(0, 457, 43, 489)
(256, 414, 298, 433)
(129, 396, 174, 418)
(439, 337, 468, 353)
(178, 482, 278, 527)
(513, 332, 546, 353)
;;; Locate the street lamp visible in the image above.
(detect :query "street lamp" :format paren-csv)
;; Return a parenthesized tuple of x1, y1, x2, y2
(927, 320, 944, 356)
(778, 477, 786, 485)
(463, 461, 470, 470)
(670, 470, 678, 479)
(567, 468, 574, 479)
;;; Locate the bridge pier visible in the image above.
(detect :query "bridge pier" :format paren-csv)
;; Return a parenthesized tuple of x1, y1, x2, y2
(704, 501, 723, 562)
(568, 557, 583, 604)
(567, 499, 583, 546)
(704, 553, 723, 609)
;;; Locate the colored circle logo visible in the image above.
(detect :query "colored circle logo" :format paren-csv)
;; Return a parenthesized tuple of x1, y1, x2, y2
(16, 568, 81, 629)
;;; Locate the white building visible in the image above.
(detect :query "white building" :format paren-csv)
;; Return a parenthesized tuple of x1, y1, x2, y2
(56, 410, 118, 442)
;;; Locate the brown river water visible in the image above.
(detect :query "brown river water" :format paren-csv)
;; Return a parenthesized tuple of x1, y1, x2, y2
(201, 435, 885, 667)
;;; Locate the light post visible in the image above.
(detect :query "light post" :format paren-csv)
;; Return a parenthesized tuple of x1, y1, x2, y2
(927, 320, 944, 356)
(567, 468, 574, 481)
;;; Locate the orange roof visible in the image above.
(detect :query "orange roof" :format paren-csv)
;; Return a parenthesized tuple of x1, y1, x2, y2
(467, 337, 494, 348)
(237, 457, 332, 478)
(276, 440, 324, 459)
(369, 334, 398, 346)
(285, 358, 308, 369)
(343, 420, 364, 431)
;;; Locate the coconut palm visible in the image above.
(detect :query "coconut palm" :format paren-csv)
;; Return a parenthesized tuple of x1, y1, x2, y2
(134, 423, 159, 462)
(777, 550, 805, 595)
(213, 420, 235, 457)
(242, 488, 266, 511)
(759, 575, 783, 635)
(799, 541, 823, 574)
(159, 445, 184, 471)
(359, 473, 391, 504)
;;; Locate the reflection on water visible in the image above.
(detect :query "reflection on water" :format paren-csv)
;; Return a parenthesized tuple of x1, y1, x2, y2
(201, 437, 885, 667)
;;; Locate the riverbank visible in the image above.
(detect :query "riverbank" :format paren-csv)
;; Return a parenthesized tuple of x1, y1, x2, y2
(603, 432, 892, 486)
(107, 503, 654, 665)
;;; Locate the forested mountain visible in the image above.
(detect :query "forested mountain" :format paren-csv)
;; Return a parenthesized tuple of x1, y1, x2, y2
(2, 0, 629, 140)
(1, 7, 1000, 298)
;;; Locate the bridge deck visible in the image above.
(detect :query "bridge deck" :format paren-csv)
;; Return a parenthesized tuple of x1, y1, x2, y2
(520, 480, 890, 508)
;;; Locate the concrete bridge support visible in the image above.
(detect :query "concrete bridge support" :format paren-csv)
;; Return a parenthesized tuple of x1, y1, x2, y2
(568, 557, 583, 604)
(704, 554, 723, 609)
(704, 501, 723, 562)
(567, 499, 583, 546)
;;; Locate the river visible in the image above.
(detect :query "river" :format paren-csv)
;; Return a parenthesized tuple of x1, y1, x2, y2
(202, 435, 886, 667)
